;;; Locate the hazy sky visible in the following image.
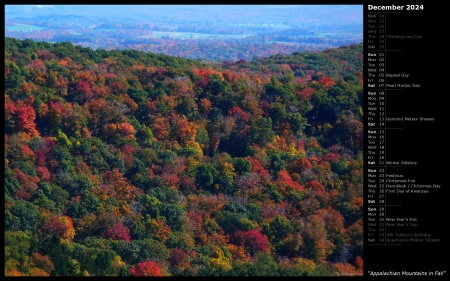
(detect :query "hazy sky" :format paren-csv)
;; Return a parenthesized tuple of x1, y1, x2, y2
(5, 5, 363, 29)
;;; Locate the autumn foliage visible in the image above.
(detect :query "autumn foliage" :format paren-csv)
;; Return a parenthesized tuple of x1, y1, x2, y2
(41, 215, 75, 241)
(130, 261, 163, 276)
(231, 230, 270, 254)
(105, 222, 131, 242)
(5, 38, 363, 276)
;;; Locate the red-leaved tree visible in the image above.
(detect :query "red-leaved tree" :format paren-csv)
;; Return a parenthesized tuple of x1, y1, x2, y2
(169, 248, 187, 267)
(130, 261, 163, 276)
(41, 215, 75, 241)
(275, 170, 304, 194)
(14, 100, 39, 137)
(105, 222, 131, 242)
(231, 229, 270, 256)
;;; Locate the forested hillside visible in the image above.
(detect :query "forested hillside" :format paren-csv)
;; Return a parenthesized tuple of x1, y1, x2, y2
(5, 37, 363, 276)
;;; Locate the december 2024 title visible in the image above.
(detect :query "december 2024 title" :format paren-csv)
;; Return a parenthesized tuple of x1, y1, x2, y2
(368, 4, 423, 10)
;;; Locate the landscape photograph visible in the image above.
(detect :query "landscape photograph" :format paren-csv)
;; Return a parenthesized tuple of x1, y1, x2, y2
(5, 4, 364, 276)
